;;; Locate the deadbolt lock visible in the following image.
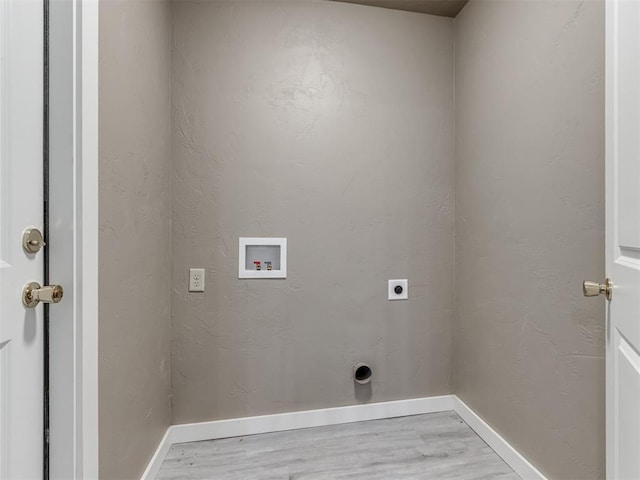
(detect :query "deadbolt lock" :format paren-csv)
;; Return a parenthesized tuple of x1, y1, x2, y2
(22, 227, 46, 254)
(22, 282, 64, 308)
(582, 278, 613, 301)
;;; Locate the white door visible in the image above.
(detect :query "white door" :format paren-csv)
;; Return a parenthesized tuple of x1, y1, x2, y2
(0, 0, 45, 478)
(606, 0, 640, 478)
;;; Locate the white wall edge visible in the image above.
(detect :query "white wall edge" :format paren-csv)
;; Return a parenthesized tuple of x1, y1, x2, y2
(452, 396, 549, 480)
(140, 395, 454, 480)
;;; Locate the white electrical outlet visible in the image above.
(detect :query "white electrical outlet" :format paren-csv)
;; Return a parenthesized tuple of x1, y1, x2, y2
(189, 268, 205, 292)
(388, 279, 408, 300)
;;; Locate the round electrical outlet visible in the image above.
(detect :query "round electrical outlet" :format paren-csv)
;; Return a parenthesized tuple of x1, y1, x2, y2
(388, 279, 408, 300)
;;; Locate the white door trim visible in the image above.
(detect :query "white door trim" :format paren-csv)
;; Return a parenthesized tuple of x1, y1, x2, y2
(65, 0, 100, 477)
(604, 0, 615, 477)
(50, 0, 99, 476)
(49, 0, 77, 474)
(79, 0, 99, 477)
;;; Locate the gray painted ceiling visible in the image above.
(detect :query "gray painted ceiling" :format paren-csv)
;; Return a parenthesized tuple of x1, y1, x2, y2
(330, 0, 469, 18)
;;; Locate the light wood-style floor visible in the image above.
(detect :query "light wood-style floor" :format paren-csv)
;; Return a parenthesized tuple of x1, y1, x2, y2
(156, 411, 521, 479)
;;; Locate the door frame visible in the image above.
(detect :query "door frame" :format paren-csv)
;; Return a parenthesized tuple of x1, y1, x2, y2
(79, 1, 99, 475)
(48, 0, 99, 477)
(605, 1, 613, 478)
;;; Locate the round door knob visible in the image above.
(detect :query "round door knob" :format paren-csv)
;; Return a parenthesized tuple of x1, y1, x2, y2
(582, 278, 612, 301)
(22, 282, 64, 308)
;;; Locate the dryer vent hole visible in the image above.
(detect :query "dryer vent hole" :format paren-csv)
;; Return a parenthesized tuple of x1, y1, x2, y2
(354, 364, 372, 384)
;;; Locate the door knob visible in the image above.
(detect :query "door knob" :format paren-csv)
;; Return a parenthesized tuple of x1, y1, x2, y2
(582, 278, 613, 301)
(22, 282, 64, 308)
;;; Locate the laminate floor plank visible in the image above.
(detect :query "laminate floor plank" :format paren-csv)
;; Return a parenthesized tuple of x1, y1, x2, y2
(156, 411, 521, 480)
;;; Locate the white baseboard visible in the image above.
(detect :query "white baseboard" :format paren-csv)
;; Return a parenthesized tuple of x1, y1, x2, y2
(140, 395, 453, 479)
(452, 396, 548, 480)
(141, 394, 547, 480)
(169, 395, 454, 444)
(140, 428, 173, 480)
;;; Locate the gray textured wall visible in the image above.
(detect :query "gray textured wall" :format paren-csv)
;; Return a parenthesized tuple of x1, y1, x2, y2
(98, 0, 172, 478)
(453, 1, 605, 478)
(171, 0, 455, 424)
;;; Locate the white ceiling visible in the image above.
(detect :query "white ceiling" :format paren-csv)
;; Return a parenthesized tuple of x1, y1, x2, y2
(330, 0, 469, 18)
